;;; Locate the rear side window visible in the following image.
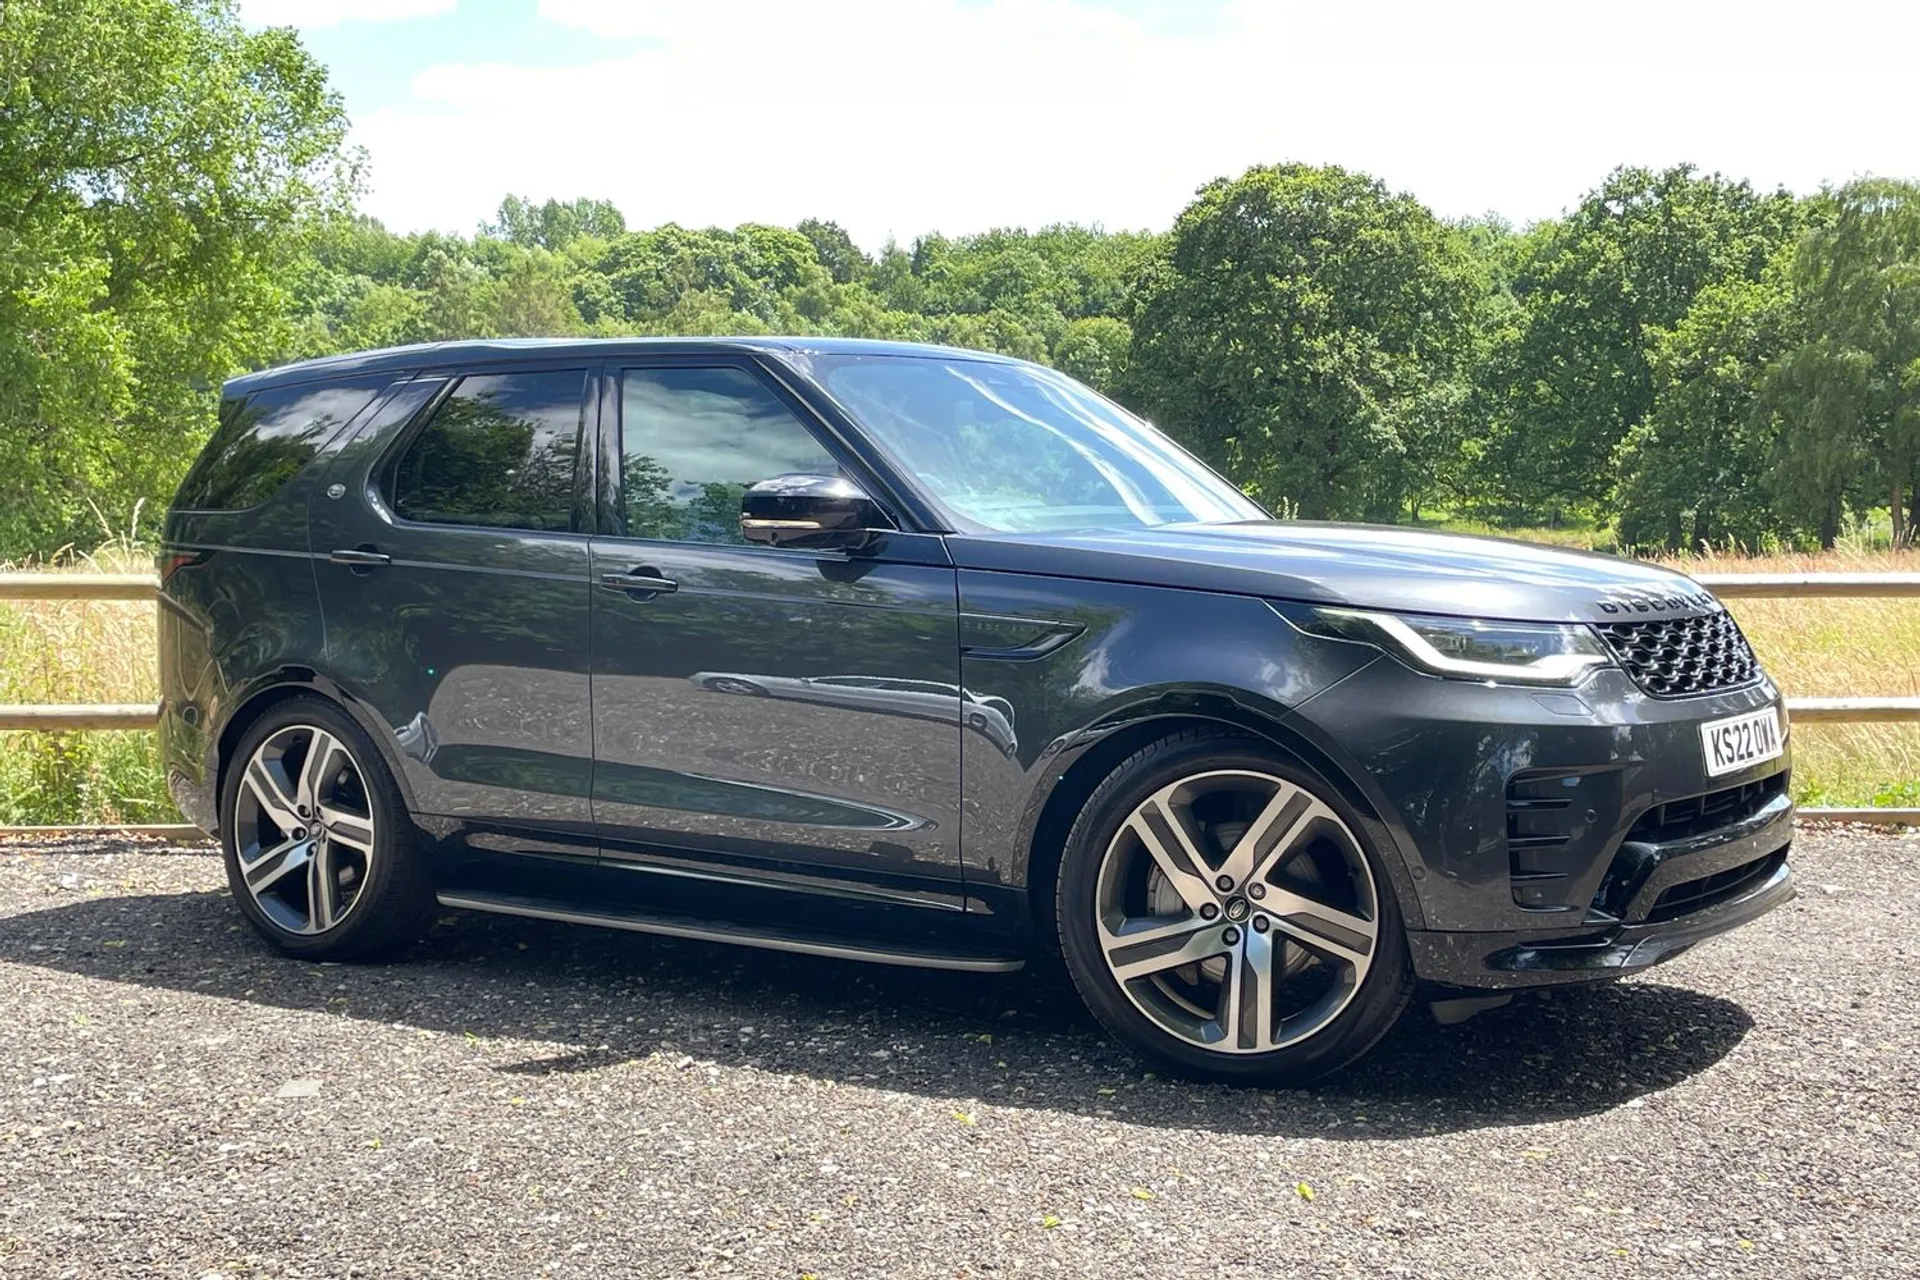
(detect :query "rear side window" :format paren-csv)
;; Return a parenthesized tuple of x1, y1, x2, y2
(175, 377, 388, 511)
(389, 370, 587, 532)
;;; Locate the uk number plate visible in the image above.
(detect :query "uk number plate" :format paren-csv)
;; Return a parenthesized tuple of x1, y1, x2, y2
(1699, 707, 1784, 778)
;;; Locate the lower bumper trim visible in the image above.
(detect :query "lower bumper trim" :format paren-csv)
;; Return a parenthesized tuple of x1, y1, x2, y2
(1407, 860, 1795, 989)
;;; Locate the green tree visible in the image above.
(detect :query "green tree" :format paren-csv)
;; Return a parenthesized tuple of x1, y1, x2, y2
(1776, 178, 1920, 545)
(0, 0, 351, 552)
(795, 218, 870, 284)
(488, 249, 583, 337)
(1126, 163, 1484, 520)
(485, 195, 626, 250)
(1051, 316, 1132, 393)
(1481, 166, 1802, 518)
(1614, 261, 1803, 549)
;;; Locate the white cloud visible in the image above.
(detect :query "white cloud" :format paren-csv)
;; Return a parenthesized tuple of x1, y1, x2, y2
(240, 0, 455, 28)
(351, 0, 1920, 247)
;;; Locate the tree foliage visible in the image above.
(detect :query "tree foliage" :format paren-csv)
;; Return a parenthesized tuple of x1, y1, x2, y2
(1126, 164, 1484, 520)
(0, 0, 351, 550)
(1, 6, 1917, 558)
(1481, 166, 1803, 518)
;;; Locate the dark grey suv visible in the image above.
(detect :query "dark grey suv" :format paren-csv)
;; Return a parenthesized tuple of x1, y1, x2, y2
(158, 338, 1794, 1084)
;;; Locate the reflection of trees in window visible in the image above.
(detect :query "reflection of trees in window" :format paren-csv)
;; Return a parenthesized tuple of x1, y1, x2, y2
(392, 372, 583, 531)
(618, 367, 836, 545)
(623, 457, 749, 543)
(177, 378, 388, 510)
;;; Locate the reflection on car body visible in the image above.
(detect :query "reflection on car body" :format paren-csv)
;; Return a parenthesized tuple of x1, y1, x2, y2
(691, 672, 1019, 757)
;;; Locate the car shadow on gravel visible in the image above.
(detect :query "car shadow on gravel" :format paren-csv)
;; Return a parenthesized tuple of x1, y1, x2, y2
(0, 889, 1754, 1139)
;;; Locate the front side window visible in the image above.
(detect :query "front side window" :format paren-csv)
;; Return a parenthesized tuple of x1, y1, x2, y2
(619, 366, 838, 544)
(803, 354, 1266, 533)
(176, 377, 389, 511)
(390, 370, 586, 531)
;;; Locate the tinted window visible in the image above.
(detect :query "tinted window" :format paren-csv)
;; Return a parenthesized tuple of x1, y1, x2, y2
(175, 377, 388, 511)
(390, 370, 586, 531)
(620, 367, 837, 544)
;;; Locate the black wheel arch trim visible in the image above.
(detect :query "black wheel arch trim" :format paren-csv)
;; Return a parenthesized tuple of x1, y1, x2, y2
(208, 667, 423, 833)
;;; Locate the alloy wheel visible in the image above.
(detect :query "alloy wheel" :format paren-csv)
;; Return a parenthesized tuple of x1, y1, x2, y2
(232, 725, 378, 935)
(1094, 768, 1379, 1054)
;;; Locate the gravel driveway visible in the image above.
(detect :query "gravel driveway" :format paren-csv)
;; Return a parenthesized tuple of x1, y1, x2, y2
(1, 825, 1914, 1278)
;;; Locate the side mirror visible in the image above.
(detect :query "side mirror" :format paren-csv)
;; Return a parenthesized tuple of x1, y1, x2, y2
(739, 474, 892, 551)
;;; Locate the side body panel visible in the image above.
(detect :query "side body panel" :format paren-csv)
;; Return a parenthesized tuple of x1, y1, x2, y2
(951, 567, 1383, 939)
(586, 353, 972, 936)
(158, 377, 397, 833)
(588, 533, 968, 909)
(305, 363, 598, 857)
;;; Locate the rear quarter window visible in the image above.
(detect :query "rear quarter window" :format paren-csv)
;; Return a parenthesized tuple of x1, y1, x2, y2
(174, 376, 391, 512)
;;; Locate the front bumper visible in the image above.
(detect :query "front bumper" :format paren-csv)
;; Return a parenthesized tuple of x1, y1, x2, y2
(1281, 657, 1796, 988)
(1406, 792, 1794, 988)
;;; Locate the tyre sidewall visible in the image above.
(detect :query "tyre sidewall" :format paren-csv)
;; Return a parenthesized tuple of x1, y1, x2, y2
(1056, 733, 1413, 1085)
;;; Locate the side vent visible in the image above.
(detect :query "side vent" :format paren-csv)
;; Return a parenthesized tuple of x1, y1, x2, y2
(1505, 768, 1624, 911)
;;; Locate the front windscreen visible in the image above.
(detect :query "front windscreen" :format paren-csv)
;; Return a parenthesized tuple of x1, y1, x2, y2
(806, 354, 1265, 533)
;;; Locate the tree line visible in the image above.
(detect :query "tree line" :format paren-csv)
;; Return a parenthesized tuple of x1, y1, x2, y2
(4, 0, 1918, 557)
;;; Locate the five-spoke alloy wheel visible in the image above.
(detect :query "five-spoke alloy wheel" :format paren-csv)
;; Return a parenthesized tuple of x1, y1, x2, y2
(1058, 730, 1414, 1083)
(220, 697, 433, 960)
(234, 725, 378, 935)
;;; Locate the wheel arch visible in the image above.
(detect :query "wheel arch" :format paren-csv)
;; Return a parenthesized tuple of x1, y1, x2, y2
(211, 670, 420, 831)
(1018, 694, 1427, 941)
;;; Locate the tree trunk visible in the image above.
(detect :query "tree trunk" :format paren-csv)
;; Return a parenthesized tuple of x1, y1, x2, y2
(1819, 505, 1840, 550)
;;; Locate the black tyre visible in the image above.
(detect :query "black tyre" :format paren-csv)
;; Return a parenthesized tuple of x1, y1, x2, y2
(219, 696, 434, 961)
(1055, 728, 1415, 1084)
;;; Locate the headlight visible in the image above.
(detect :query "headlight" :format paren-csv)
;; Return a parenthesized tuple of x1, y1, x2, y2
(1285, 606, 1614, 687)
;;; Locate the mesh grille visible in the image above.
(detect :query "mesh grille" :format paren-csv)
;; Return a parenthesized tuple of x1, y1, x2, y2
(1595, 610, 1761, 698)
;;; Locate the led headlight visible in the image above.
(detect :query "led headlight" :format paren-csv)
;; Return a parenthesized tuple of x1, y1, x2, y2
(1288, 606, 1613, 687)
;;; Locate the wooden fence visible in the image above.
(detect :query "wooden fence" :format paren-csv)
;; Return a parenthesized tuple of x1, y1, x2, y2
(4, 571, 1919, 833)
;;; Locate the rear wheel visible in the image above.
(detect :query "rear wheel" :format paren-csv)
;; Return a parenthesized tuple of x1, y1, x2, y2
(1056, 730, 1415, 1084)
(220, 697, 433, 961)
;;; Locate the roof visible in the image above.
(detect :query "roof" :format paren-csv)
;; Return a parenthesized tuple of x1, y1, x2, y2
(223, 336, 1023, 395)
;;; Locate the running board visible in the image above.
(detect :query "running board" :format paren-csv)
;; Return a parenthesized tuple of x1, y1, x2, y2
(435, 891, 1026, 973)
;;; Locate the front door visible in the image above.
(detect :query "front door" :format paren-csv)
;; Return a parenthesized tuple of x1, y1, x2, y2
(587, 359, 966, 918)
(310, 362, 597, 858)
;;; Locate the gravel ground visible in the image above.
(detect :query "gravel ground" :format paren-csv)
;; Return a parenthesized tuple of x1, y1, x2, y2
(0, 826, 1914, 1279)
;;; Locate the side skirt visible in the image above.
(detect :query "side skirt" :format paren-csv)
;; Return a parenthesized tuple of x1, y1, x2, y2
(436, 890, 1027, 973)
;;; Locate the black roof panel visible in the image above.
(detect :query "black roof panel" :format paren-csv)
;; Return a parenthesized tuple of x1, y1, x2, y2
(223, 336, 1022, 395)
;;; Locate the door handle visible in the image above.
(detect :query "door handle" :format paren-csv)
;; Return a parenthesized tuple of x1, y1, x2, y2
(329, 546, 391, 568)
(598, 567, 678, 599)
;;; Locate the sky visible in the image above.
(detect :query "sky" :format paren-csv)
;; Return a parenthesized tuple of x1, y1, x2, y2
(238, 0, 1920, 250)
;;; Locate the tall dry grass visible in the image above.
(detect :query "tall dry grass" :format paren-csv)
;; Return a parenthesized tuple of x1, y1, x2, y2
(0, 541, 173, 824)
(1, 543, 1917, 822)
(1658, 547, 1920, 806)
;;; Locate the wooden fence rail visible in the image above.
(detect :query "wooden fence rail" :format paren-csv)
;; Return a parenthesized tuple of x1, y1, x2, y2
(3, 570, 1918, 828)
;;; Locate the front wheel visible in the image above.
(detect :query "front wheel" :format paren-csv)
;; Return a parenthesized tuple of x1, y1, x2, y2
(220, 697, 433, 961)
(1055, 730, 1415, 1084)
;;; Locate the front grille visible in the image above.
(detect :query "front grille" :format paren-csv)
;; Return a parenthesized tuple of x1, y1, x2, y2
(1646, 851, 1786, 922)
(1625, 772, 1788, 844)
(1595, 609, 1761, 698)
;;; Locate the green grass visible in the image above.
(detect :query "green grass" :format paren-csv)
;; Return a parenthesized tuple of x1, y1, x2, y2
(3, 544, 1918, 823)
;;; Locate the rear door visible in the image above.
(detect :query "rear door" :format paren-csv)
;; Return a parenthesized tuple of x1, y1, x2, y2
(310, 360, 599, 861)
(587, 357, 967, 918)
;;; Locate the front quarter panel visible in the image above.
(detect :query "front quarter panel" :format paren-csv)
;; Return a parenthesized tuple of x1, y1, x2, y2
(954, 569, 1379, 905)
